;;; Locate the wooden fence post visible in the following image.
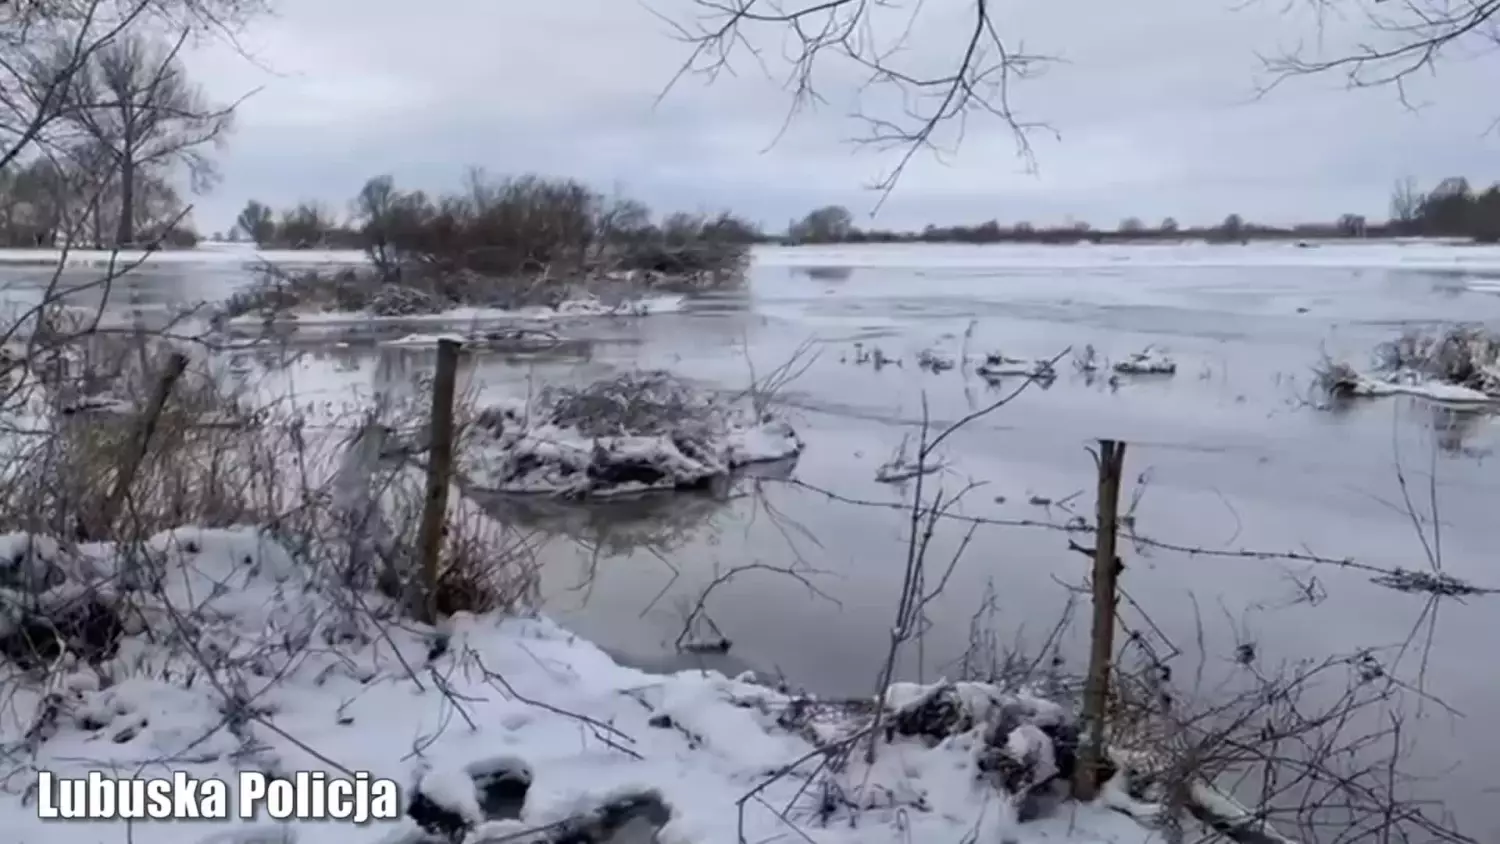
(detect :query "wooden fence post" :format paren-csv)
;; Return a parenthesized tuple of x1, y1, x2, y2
(93, 351, 189, 540)
(1075, 438, 1127, 800)
(414, 339, 461, 623)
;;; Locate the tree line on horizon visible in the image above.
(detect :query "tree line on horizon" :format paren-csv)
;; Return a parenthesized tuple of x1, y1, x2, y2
(782, 176, 1500, 245)
(224, 173, 1500, 251)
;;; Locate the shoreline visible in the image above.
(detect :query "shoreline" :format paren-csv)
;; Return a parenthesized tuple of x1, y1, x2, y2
(0, 524, 1161, 843)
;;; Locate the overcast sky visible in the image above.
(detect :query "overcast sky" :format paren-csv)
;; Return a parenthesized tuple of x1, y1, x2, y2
(183, 0, 1498, 234)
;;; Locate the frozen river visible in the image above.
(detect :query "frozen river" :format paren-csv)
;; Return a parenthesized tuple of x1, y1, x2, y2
(4, 239, 1500, 838)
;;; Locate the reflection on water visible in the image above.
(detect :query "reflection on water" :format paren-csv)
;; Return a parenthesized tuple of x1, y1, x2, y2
(473, 458, 800, 558)
(479, 487, 732, 559)
(1420, 403, 1494, 458)
(792, 265, 855, 282)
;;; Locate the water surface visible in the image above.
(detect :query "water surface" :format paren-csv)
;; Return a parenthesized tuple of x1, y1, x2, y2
(6, 241, 1500, 837)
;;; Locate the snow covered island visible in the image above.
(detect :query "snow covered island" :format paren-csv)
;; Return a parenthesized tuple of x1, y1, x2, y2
(1321, 326, 1500, 406)
(461, 371, 804, 497)
(217, 266, 686, 336)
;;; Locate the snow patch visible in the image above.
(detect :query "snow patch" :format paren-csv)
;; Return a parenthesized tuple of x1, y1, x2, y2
(1330, 369, 1496, 404)
(977, 352, 1057, 380)
(1112, 348, 1177, 375)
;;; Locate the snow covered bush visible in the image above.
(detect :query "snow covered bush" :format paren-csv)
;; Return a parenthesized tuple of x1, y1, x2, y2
(1112, 348, 1177, 375)
(462, 371, 804, 497)
(1373, 325, 1500, 395)
(1316, 326, 1500, 405)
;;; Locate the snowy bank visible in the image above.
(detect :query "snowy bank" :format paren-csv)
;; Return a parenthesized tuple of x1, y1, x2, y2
(0, 527, 1170, 844)
(463, 372, 804, 497)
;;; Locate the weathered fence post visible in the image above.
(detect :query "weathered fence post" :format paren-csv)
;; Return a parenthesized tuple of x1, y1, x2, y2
(93, 351, 189, 540)
(414, 339, 461, 623)
(1075, 438, 1127, 800)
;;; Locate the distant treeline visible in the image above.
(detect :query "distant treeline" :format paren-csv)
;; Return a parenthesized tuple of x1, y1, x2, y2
(231, 171, 757, 280)
(216, 173, 1500, 252)
(780, 176, 1500, 245)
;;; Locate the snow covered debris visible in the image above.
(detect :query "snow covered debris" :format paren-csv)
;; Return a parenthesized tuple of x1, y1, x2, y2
(1320, 326, 1500, 406)
(1320, 359, 1499, 406)
(875, 456, 943, 483)
(917, 348, 956, 373)
(1112, 348, 1177, 375)
(977, 353, 1057, 381)
(380, 327, 573, 352)
(1336, 371, 1493, 404)
(0, 529, 1163, 844)
(463, 372, 804, 497)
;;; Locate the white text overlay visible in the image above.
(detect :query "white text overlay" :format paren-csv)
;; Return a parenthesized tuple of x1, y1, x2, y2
(36, 771, 401, 822)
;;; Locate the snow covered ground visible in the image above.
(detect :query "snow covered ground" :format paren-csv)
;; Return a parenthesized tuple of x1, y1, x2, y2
(0, 526, 1164, 844)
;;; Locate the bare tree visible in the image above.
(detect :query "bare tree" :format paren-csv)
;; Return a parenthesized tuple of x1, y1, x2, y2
(1263, 0, 1500, 99)
(661, 0, 1497, 205)
(788, 204, 853, 243)
(0, 0, 265, 175)
(1391, 176, 1422, 227)
(65, 30, 233, 245)
(659, 0, 1057, 201)
(235, 198, 274, 244)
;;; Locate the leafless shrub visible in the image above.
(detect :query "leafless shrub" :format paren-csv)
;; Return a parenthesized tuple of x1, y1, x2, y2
(352, 171, 755, 292)
(0, 322, 540, 614)
(1311, 354, 1363, 397)
(217, 266, 450, 322)
(540, 371, 714, 439)
(1106, 638, 1467, 843)
(733, 337, 820, 416)
(1373, 325, 1500, 389)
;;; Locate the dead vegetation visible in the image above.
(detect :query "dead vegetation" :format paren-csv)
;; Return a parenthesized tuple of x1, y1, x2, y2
(226, 173, 757, 321)
(1317, 325, 1500, 402)
(1374, 325, 1500, 393)
(218, 259, 680, 323)
(0, 307, 540, 649)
